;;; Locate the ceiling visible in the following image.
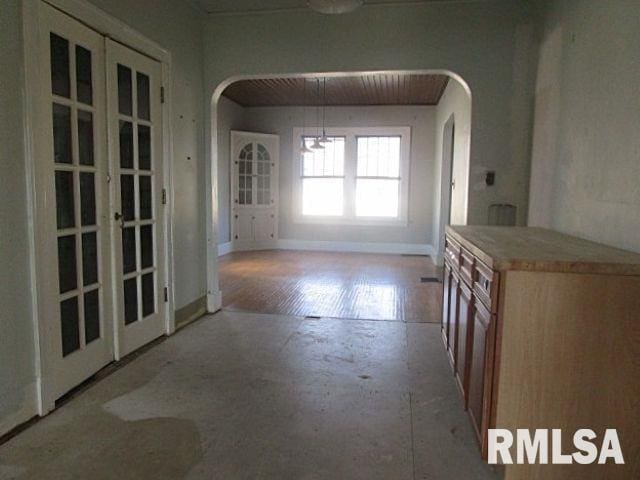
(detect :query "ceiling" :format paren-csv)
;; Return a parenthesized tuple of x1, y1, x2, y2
(191, 0, 455, 15)
(222, 74, 450, 107)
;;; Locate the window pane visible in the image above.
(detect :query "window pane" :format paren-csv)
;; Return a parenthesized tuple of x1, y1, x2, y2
(302, 136, 344, 176)
(356, 179, 399, 217)
(58, 235, 77, 293)
(78, 110, 94, 165)
(122, 227, 136, 274)
(123, 278, 138, 325)
(55, 170, 75, 229)
(120, 175, 135, 221)
(50, 33, 70, 98)
(60, 297, 80, 356)
(117, 64, 132, 116)
(142, 272, 155, 317)
(80, 172, 96, 226)
(75, 45, 92, 105)
(137, 72, 150, 120)
(138, 125, 151, 170)
(357, 136, 400, 178)
(119, 121, 134, 168)
(140, 224, 153, 269)
(84, 289, 100, 344)
(82, 232, 98, 286)
(302, 178, 343, 216)
(139, 175, 152, 220)
(53, 104, 72, 164)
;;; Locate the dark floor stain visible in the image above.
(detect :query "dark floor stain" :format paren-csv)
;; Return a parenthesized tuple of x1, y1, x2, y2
(0, 409, 202, 480)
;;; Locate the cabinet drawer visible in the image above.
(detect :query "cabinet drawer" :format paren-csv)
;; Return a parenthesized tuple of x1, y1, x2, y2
(445, 238, 461, 268)
(459, 248, 475, 287)
(474, 261, 499, 313)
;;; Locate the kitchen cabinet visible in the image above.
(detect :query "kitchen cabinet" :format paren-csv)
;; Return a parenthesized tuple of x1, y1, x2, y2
(441, 226, 640, 480)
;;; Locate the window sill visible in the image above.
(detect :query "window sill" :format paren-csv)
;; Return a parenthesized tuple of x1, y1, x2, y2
(293, 215, 408, 227)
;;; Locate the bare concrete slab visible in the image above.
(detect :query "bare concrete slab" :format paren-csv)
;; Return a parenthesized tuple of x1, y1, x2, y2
(0, 311, 499, 480)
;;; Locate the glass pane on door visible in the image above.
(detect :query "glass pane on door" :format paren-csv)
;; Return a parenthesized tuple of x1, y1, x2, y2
(256, 143, 271, 205)
(237, 143, 253, 205)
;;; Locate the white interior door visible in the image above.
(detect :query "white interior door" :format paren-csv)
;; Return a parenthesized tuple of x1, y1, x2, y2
(37, 4, 113, 400)
(106, 39, 166, 358)
(231, 131, 279, 250)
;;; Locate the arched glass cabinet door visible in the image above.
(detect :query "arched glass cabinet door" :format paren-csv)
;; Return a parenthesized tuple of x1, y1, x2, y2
(256, 143, 271, 205)
(237, 142, 253, 205)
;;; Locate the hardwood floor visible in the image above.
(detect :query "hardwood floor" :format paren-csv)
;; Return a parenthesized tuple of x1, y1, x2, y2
(219, 250, 443, 322)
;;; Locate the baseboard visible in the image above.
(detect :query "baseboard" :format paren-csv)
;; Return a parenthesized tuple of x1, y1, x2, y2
(276, 239, 435, 256)
(206, 290, 222, 313)
(218, 238, 435, 257)
(217, 242, 233, 256)
(174, 296, 207, 330)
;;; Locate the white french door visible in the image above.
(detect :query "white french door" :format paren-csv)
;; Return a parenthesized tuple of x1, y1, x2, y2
(34, 3, 168, 403)
(106, 40, 166, 358)
(230, 131, 279, 250)
(38, 4, 113, 400)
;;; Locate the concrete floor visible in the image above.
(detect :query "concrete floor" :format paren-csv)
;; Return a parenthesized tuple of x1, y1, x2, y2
(0, 311, 499, 480)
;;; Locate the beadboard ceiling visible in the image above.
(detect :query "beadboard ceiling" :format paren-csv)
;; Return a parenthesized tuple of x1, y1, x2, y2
(222, 75, 450, 107)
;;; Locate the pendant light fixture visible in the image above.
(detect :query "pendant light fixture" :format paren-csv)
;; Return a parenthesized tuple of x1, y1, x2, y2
(319, 77, 332, 144)
(310, 78, 325, 150)
(300, 78, 313, 154)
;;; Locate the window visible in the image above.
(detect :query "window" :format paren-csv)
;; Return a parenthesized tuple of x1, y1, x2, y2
(301, 136, 345, 216)
(356, 136, 401, 217)
(293, 127, 410, 225)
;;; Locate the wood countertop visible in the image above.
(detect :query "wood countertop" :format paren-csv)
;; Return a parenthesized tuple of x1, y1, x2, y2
(446, 226, 640, 275)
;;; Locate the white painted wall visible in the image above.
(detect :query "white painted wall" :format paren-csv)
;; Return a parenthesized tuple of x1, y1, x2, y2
(528, 0, 640, 253)
(0, 0, 39, 436)
(240, 105, 436, 247)
(0, 0, 206, 436)
(216, 96, 246, 244)
(432, 79, 472, 258)
(205, 0, 538, 233)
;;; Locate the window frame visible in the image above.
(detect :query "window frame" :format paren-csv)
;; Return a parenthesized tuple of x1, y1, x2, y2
(292, 126, 410, 226)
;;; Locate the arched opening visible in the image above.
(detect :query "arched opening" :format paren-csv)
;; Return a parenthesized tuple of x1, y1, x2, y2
(205, 71, 472, 315)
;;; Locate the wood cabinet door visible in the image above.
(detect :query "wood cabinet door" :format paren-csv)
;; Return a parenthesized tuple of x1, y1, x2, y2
(447, 271, 460, 368)
(455, 281, 473, 407)
(441, 262, 452, 348)
(468, 299, 496, 457)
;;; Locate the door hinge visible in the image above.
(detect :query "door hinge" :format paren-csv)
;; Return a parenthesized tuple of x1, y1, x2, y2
(164, 287, 168, 302)
(160, 86, 165, 104)
(162, 188, 167, 205)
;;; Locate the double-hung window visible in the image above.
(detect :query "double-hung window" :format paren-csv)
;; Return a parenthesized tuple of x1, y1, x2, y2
(301, 136, 345, 216)
(294, 127, 410, 224)
(356, 136, 401, 218)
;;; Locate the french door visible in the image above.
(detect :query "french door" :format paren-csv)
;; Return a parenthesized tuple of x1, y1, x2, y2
(107, 40, 166, 358)
(39, 4, 113, 400)
(36, 3, 167, 402)
(230, 131, 279, 250)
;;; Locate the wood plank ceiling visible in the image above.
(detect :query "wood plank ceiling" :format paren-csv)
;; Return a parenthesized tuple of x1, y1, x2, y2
(222, 74, 450, 107)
